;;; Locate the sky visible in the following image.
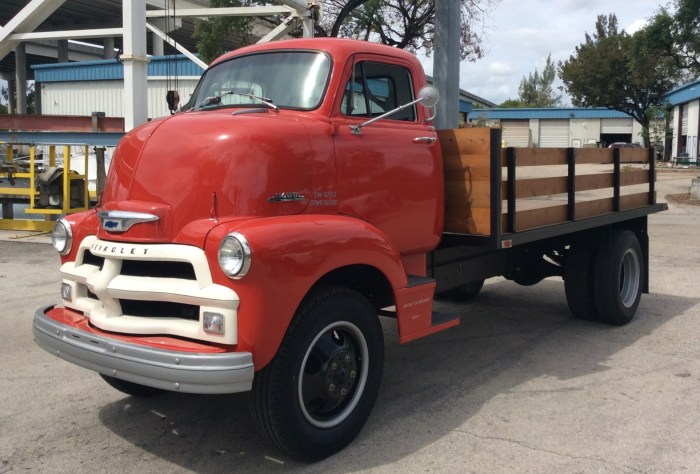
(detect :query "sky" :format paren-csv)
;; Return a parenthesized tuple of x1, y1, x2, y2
(420, 0, 667, 106)
(1, 0, 667, 108)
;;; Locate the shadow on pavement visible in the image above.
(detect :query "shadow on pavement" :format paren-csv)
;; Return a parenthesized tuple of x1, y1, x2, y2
(97, 278, 698, 472)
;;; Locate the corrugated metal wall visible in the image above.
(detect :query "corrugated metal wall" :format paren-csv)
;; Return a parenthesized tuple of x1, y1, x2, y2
(501, 120, 530, 147)
(538, 120, 570, 147)
(601, 118, 633, 133)
(41, 78, 200, 119)
(570, 118, 601, 146)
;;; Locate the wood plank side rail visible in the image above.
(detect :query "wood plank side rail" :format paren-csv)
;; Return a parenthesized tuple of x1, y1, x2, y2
(502, 146, 656, 232)
(438, 127, 656, 237)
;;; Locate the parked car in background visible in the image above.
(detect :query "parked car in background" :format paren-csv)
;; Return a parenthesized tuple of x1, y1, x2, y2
(608, 142, 642, 148)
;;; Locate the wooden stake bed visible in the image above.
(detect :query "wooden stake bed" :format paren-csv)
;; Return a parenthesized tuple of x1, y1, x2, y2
(438, 127, 666, 248)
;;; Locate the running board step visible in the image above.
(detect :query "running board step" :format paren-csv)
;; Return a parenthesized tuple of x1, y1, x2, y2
(394, 276, 460, 344)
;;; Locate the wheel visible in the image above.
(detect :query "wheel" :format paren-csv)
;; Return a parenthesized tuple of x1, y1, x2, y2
(564, 245, 599, 321)
(251, 286, 384, 461)
(439, 279, 485, 301)
(593, 230, 644, 325)
(99, 374, 166, 397)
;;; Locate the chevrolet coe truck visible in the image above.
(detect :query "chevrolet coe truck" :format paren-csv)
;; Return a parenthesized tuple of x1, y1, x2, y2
(33, 38, 666, 461)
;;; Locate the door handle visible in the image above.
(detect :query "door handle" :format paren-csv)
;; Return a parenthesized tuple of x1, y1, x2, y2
(413, 137, 437, 144)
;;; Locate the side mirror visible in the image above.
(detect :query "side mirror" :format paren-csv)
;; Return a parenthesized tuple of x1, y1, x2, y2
(418, 85, 439, 108)
(350, 84, 442, 135)
(418, 85, 439, 121)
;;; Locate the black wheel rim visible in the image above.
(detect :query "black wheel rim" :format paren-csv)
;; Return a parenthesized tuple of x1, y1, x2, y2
(298, 321, 369, 428)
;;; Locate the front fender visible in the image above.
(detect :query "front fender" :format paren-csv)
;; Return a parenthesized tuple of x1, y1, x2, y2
(205, 214, 407, 369)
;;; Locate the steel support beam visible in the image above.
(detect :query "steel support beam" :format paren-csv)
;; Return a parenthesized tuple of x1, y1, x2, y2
(15, 43, 27, 114)
(123, 0, 149, 130)
(0, 114, 125, 132)
(9, 28, 124, 42)
(146, 23, 207, 70)
(0, 0, 66, 61)
(433, 0, 461, 130)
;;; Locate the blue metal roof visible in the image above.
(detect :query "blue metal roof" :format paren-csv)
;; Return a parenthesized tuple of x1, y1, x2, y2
(459, 101, 472, 114)
(469, 107, 634, 120)
(664, 78, 700, 106)
(32, 55, 204, 82)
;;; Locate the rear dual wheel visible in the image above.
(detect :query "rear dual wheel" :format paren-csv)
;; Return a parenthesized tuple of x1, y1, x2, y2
(564, 230, 644, 325)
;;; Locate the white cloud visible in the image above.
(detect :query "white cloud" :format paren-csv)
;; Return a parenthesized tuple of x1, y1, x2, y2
(444, 0, 664, 105)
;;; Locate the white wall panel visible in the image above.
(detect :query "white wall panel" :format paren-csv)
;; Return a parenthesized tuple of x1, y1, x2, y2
(501, 120, 530, 147)
(40, 78, 200, 119)
(539, 120, 570, 147)
(601, 118, 633, 133)
(570, 119, 600, 146)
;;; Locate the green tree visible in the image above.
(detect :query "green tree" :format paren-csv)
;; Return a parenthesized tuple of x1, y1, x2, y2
(1, 83, 35, 114)
(193, 0, 256, 64)
(644, 0, 699, 75)
(559, 14, 681, 147)
(500, 53, 561, 108)
(195, 0, 500, 64)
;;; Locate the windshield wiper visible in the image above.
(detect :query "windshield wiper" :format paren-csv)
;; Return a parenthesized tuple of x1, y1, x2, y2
(196, 91, 279, 111)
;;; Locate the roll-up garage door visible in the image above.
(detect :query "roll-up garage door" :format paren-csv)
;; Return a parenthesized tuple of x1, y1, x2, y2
(601, 118, 633, 133)
(539, 120, 570, 147)
(501, 121, 530, 147)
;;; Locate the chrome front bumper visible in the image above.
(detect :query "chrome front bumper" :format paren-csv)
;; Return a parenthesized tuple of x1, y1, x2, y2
(33, 305, 254, 394)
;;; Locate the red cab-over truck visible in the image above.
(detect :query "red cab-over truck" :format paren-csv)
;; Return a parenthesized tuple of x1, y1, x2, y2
(34, 38, 666, 461)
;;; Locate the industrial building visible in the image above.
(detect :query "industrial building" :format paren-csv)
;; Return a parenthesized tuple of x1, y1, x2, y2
(468, 107, 657, 149)
(665, 78, 700, 161)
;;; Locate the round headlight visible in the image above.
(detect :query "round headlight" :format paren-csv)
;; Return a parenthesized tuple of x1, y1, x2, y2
(52, 219, 73, 256)
(218, 232, 251, 279)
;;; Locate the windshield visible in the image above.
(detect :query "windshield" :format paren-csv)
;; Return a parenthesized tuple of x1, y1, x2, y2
(188, 51, 331, 111)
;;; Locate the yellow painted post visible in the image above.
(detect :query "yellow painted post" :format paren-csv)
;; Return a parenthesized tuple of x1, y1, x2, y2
(83, 145, 89, 208)
(62, 145, 70, 212)
(49, 145, 56, 167)
(29, 145, 36, 209)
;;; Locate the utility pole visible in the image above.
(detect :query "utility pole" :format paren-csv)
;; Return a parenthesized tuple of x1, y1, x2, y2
(433, 0, 461, 130)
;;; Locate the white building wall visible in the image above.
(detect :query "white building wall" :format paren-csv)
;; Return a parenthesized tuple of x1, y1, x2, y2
(41, 77, 200, 120)
(671, 99, 700, 159)
(570, 119, 601, 147)
(688, 100, 699, 159)
(632, 121, 645, 146)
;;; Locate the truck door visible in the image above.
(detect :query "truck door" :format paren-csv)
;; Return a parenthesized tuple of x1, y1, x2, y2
(331, 57, 443, 255)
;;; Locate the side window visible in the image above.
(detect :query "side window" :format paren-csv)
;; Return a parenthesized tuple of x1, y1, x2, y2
(341, 61, 416, 121)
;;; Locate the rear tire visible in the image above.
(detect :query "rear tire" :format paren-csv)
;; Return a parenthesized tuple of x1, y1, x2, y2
(564, 245, 599, 321)
(251, 286, 384, 462)
(593, 231, 644, 325)
(100, 374, 166, 397)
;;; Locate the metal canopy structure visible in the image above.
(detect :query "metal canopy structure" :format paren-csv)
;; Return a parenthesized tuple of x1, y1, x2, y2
(0, 0, 318, 129)
(1, 0, 460, 130)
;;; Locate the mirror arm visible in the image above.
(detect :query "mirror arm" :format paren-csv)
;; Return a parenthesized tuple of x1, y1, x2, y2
(350, 97, 424, 135)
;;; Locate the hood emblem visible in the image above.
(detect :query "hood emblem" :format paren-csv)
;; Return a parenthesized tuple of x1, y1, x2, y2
(268, 192, 305, 203)
(97, 210, 159, 233)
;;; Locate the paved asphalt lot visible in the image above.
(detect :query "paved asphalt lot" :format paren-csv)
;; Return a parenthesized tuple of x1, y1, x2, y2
(1, 169, 699, 473)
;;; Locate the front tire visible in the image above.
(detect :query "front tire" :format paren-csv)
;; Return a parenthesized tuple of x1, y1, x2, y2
(593, 230, 644, 325)
(251, 286, 384, 461)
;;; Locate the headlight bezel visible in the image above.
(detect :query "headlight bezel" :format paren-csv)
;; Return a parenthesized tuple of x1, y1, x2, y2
(218, 232, 251, 279)
(52, 219, 73, 256)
